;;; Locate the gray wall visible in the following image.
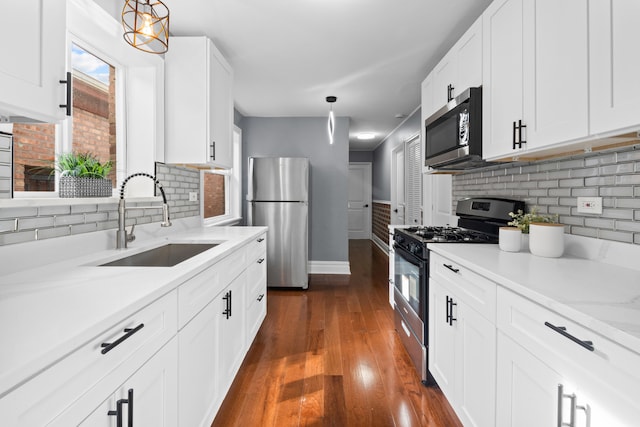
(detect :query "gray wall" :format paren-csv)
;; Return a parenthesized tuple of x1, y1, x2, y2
(372, 108, 422, 201)
(349, 151, 373, 163)
(241, 117, 350, 263)
(453, 145, 640, 245)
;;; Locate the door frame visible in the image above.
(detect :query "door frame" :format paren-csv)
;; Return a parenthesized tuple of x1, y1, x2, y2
(390, 143, 405, 225)
(348, 162, 372, 239)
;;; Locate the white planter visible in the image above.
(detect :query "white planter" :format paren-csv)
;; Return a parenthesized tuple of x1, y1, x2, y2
(529, 223, 565, 258)
(499, 227, 522, 252)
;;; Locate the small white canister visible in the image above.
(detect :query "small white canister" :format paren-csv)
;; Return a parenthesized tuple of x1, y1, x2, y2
(529, 223, 565, 258)
(499, 227, 522, 252)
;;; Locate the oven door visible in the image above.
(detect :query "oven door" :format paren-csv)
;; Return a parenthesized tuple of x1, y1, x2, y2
(393, 243, 427, 322)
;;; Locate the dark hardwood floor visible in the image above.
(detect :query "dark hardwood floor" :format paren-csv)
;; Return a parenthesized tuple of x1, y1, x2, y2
(212, 239, 462, 427)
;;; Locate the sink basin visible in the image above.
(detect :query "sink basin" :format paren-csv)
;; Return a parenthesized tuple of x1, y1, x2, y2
(99, 243, 219, 267)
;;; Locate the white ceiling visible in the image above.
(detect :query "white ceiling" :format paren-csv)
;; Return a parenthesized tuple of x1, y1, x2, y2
(162, 0, 492, 150)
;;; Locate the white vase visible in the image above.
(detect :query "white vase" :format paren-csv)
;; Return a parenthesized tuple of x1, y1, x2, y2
(529, 223, 565, 258)
(499, 227, 522, 252)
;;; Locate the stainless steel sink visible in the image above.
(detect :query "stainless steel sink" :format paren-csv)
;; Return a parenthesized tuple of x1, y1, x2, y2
(99, 243, 219, 267)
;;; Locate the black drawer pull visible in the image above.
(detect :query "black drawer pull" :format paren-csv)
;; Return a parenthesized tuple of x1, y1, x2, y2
(443, 264, 460, 274)
(108, 388, 133, 427)
(101, 324, 145, 355)
(257, 237, 265, 242)
(257, 294, 265, 302)
(257, 258, 265, 264)
(545, 322, 594, 352)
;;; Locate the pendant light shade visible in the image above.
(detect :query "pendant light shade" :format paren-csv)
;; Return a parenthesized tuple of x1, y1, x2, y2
(326, 96, 337, 145)
(122, 0, 170, 54)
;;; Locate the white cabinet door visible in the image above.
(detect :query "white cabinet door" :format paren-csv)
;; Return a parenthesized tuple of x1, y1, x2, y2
(217, 272, 247, 390)
(431, 277, 496, 427)
(80, 338, 178, 427)
(496, 333, 562, 427)
(482, 0, 524, 160)
(456, 301, 496, 427)
(429, 278, 456, 398)
(179, 299, 221, 427)
(433, 53, 456, 107)
(209, 48, 234, 167)
(589, 0, 640, 135)
(0, 0, 66, 122)
(165, 37, 234, 167)
(522, 0, 589, 150)
(452, 16, 483, 97)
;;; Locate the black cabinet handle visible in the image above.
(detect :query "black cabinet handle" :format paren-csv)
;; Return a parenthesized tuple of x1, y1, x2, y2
(108, 389, 133, 427)
(545, 322, 594, 352)
(447, 83, 455, 102)
(364, 204, 369, 208)
(443, 264, 460, 274)
(393, 209, 398, 213)
(513, 119, 527, 149)
(257, 258, 265, 264)
(59, 71, 72, 116)
(446, 296, 457, 326)
(210, 141, 216, 161)
(257, 237, 265, 242)
(222, 290, 231, 319)
(257, 293, 265, 302)
(101, 324, 144, 355)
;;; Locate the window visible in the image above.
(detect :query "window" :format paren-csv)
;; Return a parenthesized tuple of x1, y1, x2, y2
(202, 126, 242, 225)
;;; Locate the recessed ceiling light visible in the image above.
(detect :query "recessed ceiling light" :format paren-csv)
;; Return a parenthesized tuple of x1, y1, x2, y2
(357, 133, 375, 140)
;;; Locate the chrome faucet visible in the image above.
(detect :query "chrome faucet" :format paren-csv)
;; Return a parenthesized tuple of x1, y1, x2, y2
(116, 172, 172, 249)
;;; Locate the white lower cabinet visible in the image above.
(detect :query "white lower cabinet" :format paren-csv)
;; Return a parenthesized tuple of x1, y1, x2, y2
(80, 337, 178, 426)
(429, 253, 497, 427)
(497, 286, 640, 427)
(496, 332, 562, 427)
(0, 231, 268, 427)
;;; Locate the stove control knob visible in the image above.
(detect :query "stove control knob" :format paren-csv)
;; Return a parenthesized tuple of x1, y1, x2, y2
(395, 235, 405, 244)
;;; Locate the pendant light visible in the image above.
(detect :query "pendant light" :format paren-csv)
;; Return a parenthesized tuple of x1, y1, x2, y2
(122, 0, 170, 54)
(326, 96, 337, 145)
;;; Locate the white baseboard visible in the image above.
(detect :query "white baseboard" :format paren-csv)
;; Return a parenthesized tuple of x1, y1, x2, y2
(372, 234, 389, 256)
(308, 261, 351, 275)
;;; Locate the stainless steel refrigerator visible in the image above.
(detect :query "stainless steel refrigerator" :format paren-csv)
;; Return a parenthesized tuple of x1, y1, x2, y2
(247, 157, 309, 289)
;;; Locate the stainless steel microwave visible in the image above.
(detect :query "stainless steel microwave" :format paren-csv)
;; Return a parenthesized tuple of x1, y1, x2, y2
(424, 87, 485, 170)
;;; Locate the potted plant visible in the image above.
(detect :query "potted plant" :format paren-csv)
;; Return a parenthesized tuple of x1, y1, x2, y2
(507, 207, 558, 234)
(57, 152, 113, 198)
(508, 207, 564, 257)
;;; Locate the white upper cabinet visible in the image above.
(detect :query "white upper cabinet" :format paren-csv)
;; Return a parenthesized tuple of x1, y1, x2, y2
(482, 0, 524, 160)
(483, 0, 589, 161)
(430, 17, 483, 112)
(522, 0, 589, 150)
(0, 0, 67, 122)
(165, 36, 234, 167)
(589, 0, 640, 135)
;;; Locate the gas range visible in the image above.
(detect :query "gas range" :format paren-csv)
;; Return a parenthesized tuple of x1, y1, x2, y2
(394, 226, 498, 259)
(391, 197, 524, 387)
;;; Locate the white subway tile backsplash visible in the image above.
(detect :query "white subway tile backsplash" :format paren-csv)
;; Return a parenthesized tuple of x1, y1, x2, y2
(0, 164, 200, 247)
(453, 145, 640, 245)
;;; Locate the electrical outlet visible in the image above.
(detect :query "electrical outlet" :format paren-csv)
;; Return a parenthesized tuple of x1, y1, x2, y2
(577, 197, 602, 214)
(189, 191, 199, 202)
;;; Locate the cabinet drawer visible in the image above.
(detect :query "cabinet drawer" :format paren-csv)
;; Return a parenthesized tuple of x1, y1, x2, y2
(497, 287, 640, 389)
(178, 247, 245, 328)
(430, 252, 497, 322)
(246, 255, 266, 303)
(246, 233, 266, 265)
(0, 290, 177, 426)
(246, 291, 266, 343)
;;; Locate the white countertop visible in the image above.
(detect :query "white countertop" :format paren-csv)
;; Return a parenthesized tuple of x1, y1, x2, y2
(0, 225, 267, 397)
(427, 237, 640, 355)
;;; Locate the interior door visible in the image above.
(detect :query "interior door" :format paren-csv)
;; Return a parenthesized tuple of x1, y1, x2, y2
(348, 163, 372, 239)
(391, 144, 405, 224)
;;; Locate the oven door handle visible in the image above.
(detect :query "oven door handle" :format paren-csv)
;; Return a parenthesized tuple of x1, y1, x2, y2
(393, 243, 424, 266)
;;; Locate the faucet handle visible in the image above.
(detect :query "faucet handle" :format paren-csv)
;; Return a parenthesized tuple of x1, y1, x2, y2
(126, 224, 136, 243)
